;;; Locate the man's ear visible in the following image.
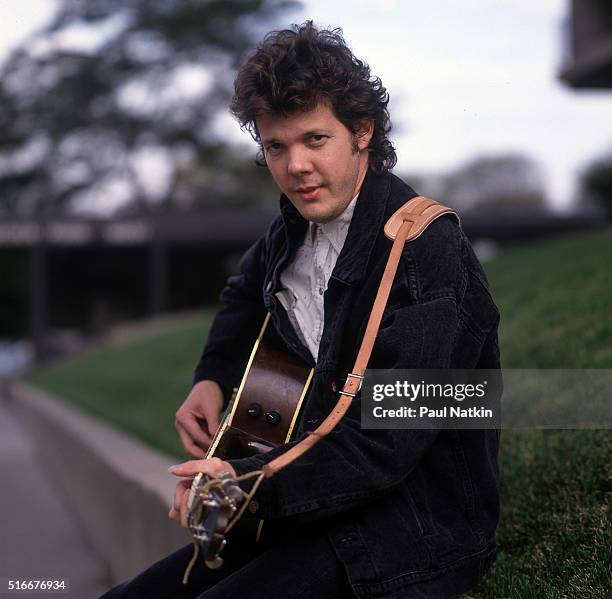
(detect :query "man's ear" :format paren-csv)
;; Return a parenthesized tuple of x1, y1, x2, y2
(355, 119, 374, 151)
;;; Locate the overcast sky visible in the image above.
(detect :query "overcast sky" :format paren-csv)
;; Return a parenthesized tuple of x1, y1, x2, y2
(2, 0, 612, 211)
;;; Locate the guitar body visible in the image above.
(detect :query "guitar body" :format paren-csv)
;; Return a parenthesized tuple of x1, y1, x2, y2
(199, 313, 312, 545)
(207, 312, 313, 462)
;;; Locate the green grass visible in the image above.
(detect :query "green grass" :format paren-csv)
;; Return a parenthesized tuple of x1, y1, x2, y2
(487, 228, 612, 368)
(473, 228, 612, 599)
(26, 312, 216, 458)
(477, 429, 611, 598)
(24, 228, 612, 598)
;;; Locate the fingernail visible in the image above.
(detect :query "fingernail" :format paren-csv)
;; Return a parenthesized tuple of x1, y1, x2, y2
(168, 465, 181, 472)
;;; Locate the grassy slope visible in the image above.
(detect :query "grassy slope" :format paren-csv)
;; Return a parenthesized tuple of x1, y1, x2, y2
(488, 228, 612, 369)
(25, 228, 612, 598)
(26, 312, 215, 458)
(474, 228, 612, 599)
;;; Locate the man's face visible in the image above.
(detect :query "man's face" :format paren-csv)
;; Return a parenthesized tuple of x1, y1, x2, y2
(256, 103, 373, 224)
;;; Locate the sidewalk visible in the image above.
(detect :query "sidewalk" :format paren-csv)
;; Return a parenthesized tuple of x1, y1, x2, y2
(0, 397, 110, 598)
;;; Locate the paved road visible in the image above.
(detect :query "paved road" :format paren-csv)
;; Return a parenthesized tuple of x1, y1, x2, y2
(0, 397, 110, 598)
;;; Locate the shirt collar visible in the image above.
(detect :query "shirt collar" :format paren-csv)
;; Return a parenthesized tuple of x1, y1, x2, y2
(280, 168, 394, 286)
(307, 192, 359, 253)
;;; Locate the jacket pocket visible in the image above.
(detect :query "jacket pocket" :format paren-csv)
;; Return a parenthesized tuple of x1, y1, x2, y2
(398, 481, 435, 538)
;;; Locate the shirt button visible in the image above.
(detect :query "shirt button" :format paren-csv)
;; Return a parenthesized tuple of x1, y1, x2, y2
(318, 288, 324, 295)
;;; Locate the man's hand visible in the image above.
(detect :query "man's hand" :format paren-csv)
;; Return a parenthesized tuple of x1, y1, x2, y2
(175, 380, 224, 458)
(167, 457, 237, 528)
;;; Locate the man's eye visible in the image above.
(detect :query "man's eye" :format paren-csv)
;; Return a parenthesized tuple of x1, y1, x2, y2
(310, 135, 327, 144)
(266, 143, 282, 152)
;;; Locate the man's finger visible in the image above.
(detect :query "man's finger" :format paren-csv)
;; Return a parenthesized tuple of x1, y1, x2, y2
(175, 411, 212, 444)
(200, 405, 221, 436)
(180, 487, 191, 528)
(176, 425, 207, 458)
(169, 478, 193, 523)
(168, 459, 209, 477)
(176, 414, 212, 449)
(168, 458, 236, 479)
(173, 478, 192, 513)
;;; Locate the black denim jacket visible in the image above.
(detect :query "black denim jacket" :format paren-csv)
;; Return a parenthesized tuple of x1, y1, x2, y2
(194, 169, 501, 598)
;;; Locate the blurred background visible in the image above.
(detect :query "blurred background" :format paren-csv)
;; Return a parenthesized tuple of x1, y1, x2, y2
(1, 0, 612, 366)
(0, 1, 610, 597)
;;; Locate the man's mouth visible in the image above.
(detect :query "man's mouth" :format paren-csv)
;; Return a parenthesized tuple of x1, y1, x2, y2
(294, 185, 322, 200)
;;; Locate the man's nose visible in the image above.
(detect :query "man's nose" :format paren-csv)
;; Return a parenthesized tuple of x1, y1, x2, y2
(287, 147, 312, 176)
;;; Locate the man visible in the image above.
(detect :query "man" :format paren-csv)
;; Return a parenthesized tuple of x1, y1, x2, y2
(103, 21, 501, 599)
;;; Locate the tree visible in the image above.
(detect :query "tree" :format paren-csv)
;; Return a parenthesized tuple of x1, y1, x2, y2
(0, 0, 297, 218)
(581, 156, 612, 217)
(440, 153, 548, 212)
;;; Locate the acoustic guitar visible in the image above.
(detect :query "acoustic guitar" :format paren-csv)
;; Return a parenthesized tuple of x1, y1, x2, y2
(185, 312, 313, 570)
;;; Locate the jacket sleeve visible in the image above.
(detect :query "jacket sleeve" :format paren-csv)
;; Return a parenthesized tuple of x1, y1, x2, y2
(192, 230, 270, 406)
(229, 295, 460, 521)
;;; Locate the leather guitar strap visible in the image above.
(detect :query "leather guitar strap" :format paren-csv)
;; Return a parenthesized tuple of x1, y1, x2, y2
(261, 196, 459, 478)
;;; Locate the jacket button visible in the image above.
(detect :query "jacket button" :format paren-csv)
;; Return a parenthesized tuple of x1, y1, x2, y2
(248, 500, 259, 514)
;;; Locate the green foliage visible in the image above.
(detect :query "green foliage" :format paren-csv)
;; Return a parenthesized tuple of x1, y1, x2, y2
(440, 153, 548, 212)
(0, 0, 298, 216)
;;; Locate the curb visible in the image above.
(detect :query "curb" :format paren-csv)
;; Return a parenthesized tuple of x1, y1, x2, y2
(10, 381, 190, 585)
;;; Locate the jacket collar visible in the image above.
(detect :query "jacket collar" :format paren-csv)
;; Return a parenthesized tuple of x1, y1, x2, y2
(279, 168, 391, 286)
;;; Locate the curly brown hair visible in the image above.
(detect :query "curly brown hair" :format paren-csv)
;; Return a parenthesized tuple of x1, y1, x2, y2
(230, 21, 396, 174)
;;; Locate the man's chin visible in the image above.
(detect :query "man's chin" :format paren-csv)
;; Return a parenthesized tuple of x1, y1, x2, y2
(296, 205, 332, 224)
(286, 193, 344, 224)
(287, 197, 321, 221)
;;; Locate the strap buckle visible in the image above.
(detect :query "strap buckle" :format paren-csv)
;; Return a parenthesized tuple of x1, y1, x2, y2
(341, 372, 364, 397)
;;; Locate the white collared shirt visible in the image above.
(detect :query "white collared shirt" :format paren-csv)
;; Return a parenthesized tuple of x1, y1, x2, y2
(276, 194, 358, 361)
